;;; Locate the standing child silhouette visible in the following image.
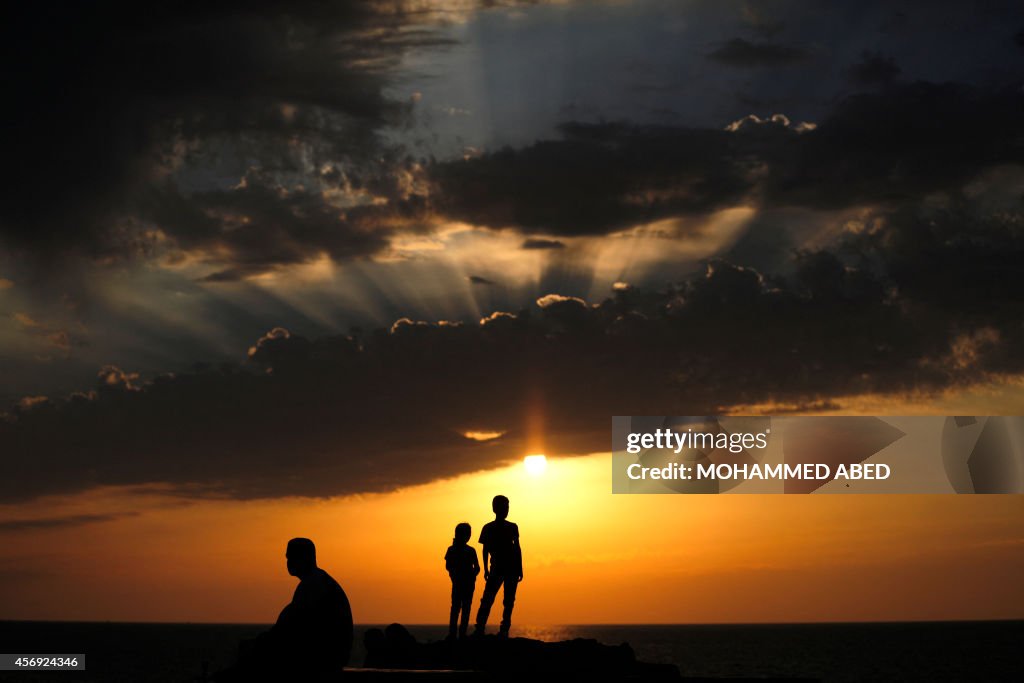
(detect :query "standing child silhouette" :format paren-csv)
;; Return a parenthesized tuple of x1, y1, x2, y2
(474, 495, 523, 637)
(444, 522, 480, 640)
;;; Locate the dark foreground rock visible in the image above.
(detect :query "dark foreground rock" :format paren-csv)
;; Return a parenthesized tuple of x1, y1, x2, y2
(361, 624, 680, 680)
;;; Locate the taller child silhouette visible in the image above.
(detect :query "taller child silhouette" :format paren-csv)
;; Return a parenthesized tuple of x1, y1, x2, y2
(474, 495, 523, 637)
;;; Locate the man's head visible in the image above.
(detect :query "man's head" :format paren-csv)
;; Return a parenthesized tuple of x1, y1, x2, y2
(286, 537, 317, 577)
(492, 495, 509, 520)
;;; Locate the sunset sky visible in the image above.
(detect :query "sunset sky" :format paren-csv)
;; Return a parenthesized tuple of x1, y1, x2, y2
(1, 0, 1023, 625)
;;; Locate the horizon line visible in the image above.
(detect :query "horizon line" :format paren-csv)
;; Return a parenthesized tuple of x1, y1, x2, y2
(3, 617, 1022, 627)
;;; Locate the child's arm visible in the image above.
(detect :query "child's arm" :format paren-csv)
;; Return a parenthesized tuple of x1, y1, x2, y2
(445, 547, 456, 577)
(471, 548, 480, 575)
(481, 545, 490, 580)
(513, 528, 523, 582)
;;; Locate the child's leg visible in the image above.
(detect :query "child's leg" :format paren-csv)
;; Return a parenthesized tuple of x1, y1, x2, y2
(459, 586, 474, 636)
(475, 573, 501, 631)
(499, 574, 518, 634)
(448, 583, 460, 637)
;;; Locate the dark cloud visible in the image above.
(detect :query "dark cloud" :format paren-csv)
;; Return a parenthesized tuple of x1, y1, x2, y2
(424, 82, 1023, 237)
(706, 38, 811, 67)
(521, 239, 566, 250)
(0, 3, 1021, 486)
(846, 199, 1024, 318)
(0, 564, 52, 582)
(845, 51, 901, 85)
(146, 172, 414, 280)
(0, 0, 443, 266)
(10, 313, 81, 359)
(740, 3, 785, 38)
(3, 0, 1020, 284)
(3, 192, 1023, 503)
(762, 82, 1024, 209)
(879, 10, 910, 35)
(429, 121, 749, 236)
(0, 513, 137, 533)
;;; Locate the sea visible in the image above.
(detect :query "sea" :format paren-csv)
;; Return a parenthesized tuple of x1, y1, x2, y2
(0, 620, 1019, 681)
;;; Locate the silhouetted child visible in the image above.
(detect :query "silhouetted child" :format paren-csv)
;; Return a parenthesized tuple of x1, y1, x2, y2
(444, 522, 480, 640)
(474, 495, 523, 637)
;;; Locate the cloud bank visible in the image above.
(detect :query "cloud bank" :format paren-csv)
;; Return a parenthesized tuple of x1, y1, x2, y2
(4, 197, 1023, 502)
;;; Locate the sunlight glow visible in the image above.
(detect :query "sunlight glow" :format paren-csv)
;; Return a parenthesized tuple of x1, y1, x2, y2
(463, 430, 505, 441)
(524, 454, 548, 476)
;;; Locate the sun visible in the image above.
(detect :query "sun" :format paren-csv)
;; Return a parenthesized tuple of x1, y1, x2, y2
(523, 454, 548, 476)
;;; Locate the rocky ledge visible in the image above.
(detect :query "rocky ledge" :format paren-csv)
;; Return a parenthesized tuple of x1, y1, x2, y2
(360, 624, 680, 680)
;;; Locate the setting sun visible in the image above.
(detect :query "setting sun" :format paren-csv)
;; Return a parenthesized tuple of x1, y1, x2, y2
(524, 454, 548, 476)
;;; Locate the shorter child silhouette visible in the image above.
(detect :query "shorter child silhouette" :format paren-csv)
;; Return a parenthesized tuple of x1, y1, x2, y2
(444, 522, 480, 640)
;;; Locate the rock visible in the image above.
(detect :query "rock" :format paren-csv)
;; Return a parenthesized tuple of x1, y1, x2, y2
(362, 625, 680, 679)
(363, 624, 419, 669)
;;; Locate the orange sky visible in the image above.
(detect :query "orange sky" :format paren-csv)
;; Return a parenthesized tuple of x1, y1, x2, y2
(1, 446, 1021, 625)
(3, 0, 1024, 633)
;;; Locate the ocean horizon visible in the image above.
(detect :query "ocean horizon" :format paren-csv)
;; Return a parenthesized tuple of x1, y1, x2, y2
(0, 619, 1019, 681)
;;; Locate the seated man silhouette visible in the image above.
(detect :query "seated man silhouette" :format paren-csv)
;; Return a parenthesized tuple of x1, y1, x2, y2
(474, 495, 523, 637)
(221, 538, 353, 681)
